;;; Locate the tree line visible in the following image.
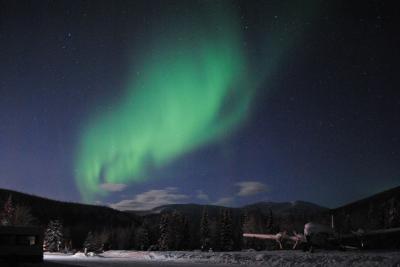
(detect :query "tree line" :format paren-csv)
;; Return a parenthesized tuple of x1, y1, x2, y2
(0, 194, 314, 252)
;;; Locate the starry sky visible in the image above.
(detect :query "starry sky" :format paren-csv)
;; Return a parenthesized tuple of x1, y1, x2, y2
(0, 0, 399, 209)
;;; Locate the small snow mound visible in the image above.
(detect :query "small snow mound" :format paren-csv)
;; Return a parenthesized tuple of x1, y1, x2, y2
(101, 250, 149, 259)
(72, 252, 87, 257)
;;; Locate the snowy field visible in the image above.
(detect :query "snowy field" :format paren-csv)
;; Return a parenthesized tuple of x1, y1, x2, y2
(16, 250, 400, 267)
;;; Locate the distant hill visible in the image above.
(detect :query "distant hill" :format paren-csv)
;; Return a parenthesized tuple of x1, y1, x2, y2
(130, 200, 328, 218)
(0, 188, 140, 247)
(332, 186, 400, 233)
(134, 203, 240, 218)
(243, 200, 328, 217)
(0, 188, 140, 226)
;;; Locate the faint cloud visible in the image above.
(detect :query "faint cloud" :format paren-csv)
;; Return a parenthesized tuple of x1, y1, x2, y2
(214, 197, 234, 206)
(196, 190, 209, 201)
(100, 183, 128, 192)
(236, 181, 268, 197)
(110, 187, 188, 211)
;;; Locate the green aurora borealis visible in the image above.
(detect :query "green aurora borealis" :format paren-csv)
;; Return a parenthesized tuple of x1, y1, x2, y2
(75, 3, 270, 201)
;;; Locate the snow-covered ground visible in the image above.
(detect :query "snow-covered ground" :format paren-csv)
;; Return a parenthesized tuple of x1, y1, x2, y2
(37, 250, 400, 267)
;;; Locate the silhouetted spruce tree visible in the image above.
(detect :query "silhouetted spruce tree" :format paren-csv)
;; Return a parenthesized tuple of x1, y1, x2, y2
(83, 231, 94, 252)
(157, 211, 189, 251)
(242, 209, 259, 249)
(237, 212, 246, 250)
(214, 208, 224, 250)
(13, 205, 35, 226)
(135, 226, 150, 250)
(266, 209, 274, 233)
(97, 228, 111, 251)
(171, 211, 183, 250)
(111, 226, 134, 250)
(158, 213, 170, 250)
(84, 231, 102, 252)
(181, 216, 190, 250)
(241, 209, 250, 249)
(378, 207, 386, 229)
(0, 195, 15, 225)
(200, 208, 210, 250)
(220, 209, 234, 251)
(44, 220, 63, 252)
(344, 214, 352, 233)
(388, 198, 400, 227)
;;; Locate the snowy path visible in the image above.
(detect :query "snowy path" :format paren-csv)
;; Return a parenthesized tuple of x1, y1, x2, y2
(43, 258, 233, 267)
(20, 250, 400, 267)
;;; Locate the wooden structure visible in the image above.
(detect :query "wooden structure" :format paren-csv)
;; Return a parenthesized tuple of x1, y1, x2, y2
(0, 226, 43, 262)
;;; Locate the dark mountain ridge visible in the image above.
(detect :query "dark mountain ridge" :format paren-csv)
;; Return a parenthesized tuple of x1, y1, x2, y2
(332, 186, 400, 232)
(0, 188, 139, 226)
(0, 188, 140, 248)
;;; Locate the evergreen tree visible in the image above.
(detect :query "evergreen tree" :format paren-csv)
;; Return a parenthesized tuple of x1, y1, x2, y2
(158, 213, 170, 250)
(200, 207, 210, 251)
(378, 207, 386, 229)
(388, 198, 400, 227)
(83, 231, 94, 252)
(170, 211, 183, 250)
(157, 211, 189, 251)
(44, 220, 63, 252)
(344, 213, 352, 233)
(214, 208, 224, 250)
(241, 210, 248, 249)
(97, 228, 111, 251)
(237, 212, 246, 250)
(135, 226, 150, 250)
(13, 205, 35, 226)
(241, 209, 251, 249)
(84, 231, 102, 252)
(219, 209, 234, 251)
(111, 227, 134, 250)
(0, 196, 36, 227)
(181, 216, 190, 250)
(266, 209, 274, 233)
(1, 195, 15, 225)
(242, 209, 261, 249)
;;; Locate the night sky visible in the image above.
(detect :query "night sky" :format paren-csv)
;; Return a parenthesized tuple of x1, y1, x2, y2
(1, 0, 399, 210)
